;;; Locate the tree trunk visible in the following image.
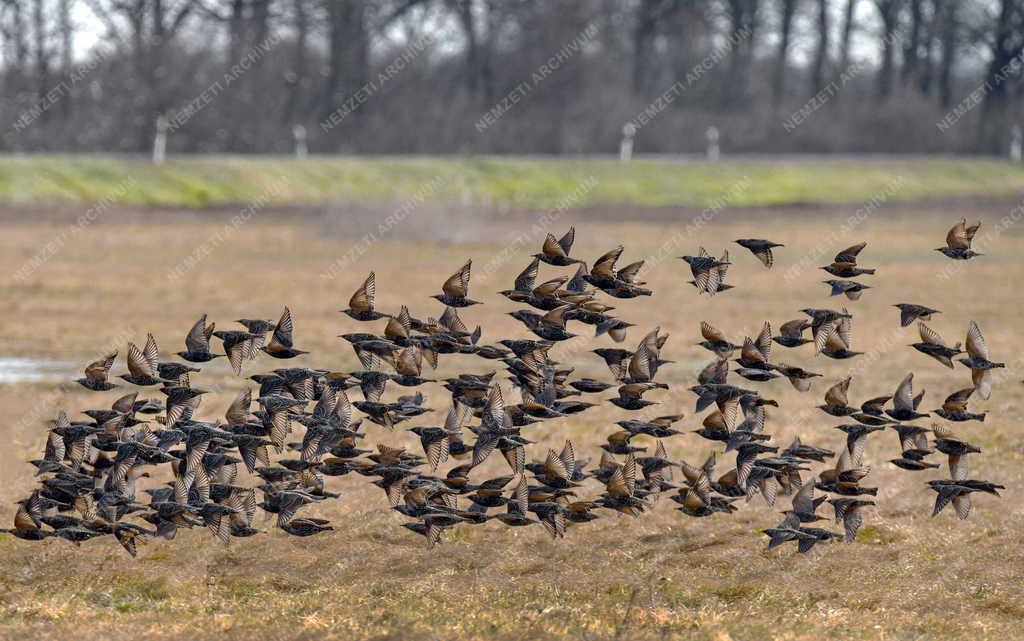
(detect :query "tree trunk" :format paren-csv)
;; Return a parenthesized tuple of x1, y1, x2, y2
(455, 0, 483, 100)
(902, 0, 922, 83)
(875, 0, 900, 98)
(937, 0, 957, 107)
(810, 0, 830, 92)
(632, 0, 659, 95)
(323, 0, 369, 124)
(838, 0, 857, 70)
(725, 0, 758, 107)
(32, 0, 49, 102)
(772, 0, 796, 103)
(918, 0, 936, 94)
(977, 0, 1024, 154)
(285, 0, 309, 123)
(228, 0, 245, 62)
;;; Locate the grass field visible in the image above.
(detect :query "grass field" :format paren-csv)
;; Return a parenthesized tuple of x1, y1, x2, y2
(1, 158, 1023, 640)
(1, 154, 1024, 209)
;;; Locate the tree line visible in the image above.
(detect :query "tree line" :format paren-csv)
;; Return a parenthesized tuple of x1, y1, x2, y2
(0, 0, 1020, 155)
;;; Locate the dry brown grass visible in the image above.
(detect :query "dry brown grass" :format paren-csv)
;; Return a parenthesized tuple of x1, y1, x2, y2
(1, 199, 1023, 640)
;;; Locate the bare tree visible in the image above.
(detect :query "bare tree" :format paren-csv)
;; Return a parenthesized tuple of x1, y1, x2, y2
(875, 0, 902, 97)
(936, 0, 957, 107)
(810, 0, 829, 92)
(838, 0, 857, 70)
(773, 0, 797, 102)
(978, 0, 1024, 153)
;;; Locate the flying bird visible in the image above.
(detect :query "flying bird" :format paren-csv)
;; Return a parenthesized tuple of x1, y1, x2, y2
(734, 238, 784, 268)
(936, 218, 982, 260)
(958, 321, 1004, 400)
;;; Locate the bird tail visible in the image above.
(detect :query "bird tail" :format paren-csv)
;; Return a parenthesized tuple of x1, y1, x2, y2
(861, 268, 876, 274)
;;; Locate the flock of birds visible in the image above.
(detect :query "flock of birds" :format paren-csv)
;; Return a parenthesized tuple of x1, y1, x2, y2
(2, 217, 1006, 556)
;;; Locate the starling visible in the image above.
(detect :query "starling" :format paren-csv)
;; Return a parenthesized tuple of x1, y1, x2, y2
(735, 238, 784, 268)
(936, 218, 982, 260)
(76, 351, 118, 391)
(343, 272, 389, 321)
(609, 382, 666, 410)
(824, 279, 871, 300)
(509, 305, 576, 342)
(782, 437, 835, 463)
(280, 517, 334, 536)
(215, 330, 259, 375)
(820, 242, 875, 277)
(911, 323, 963, 369)
(772, 363, 822, 392)
(0, 491, 51, 540)
(787, 482, 828, 523)
(821, 317, 861, 360)
(933, 387, 986, 422)
(262, 307, 308, 359)
(928, 480, 1002, 519)
(681, 247, 730, 295)
(734, 322, 772, 370)
(763, 512, 803, 549)
(801, 307, 853, 354)
(818, 377, 855, 416)
(433, 260, 480, 307)
(772, 319, 812, 348)
(178, 314, 221, 362)
(698, 321, 740, 358)
(885, 373, 929, 422)
(829, 498, 874, 541)
(120, 334, 163, 386)
(569, 378, 614, 394)
(932, 424, 981, 480)
(958, 321, 1004, 400)
(534, 227, 584, 266)
(894, 303, 940, 327)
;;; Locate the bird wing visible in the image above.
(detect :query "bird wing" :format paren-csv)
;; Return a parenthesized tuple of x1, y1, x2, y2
(85, 352, 117, 382)
(972, 368, 994, 401)
(541, 233, 568, 259)
(740, 337, 766, 366)
(893, 373, 915, 412)
(918, 323, 946, 347)
(946, 218, 973, 249)
(700, 321, 728, 343)
(269, 307, 295, 350)
(824, 377, 851, 407)
(349, 272, 375, 311)
(557, 227, 576, 255)
(225, 389, 251, 425)
(778, 319, 808, 338)
(442, 260, 472, 298)
(627, 342, 653, 382)
(834, 242, 866, 264)
(792, 480, 815, 514)
(541, 304, 572, 329)
(591, 246, 623, 280)
(943, 387, 973, 412)
(755, 322, 772, 360)
(514, 257, 540, 292)
(965, 321, 988, 360)
(185, 315, 212, 352)
(617, 261, 645, 284)
(126, 342, 154, 378)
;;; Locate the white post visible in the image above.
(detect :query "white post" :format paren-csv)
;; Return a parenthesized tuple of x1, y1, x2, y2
(1010, 125, 1022, 163)
(153, 115, 168, 165)
(293, 124, 308, 158)
(619, 123, 635, 162)
(706, 125, 720, 161)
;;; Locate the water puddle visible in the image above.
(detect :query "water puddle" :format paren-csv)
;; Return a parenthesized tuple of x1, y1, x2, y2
(0, 358, 77, 384)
